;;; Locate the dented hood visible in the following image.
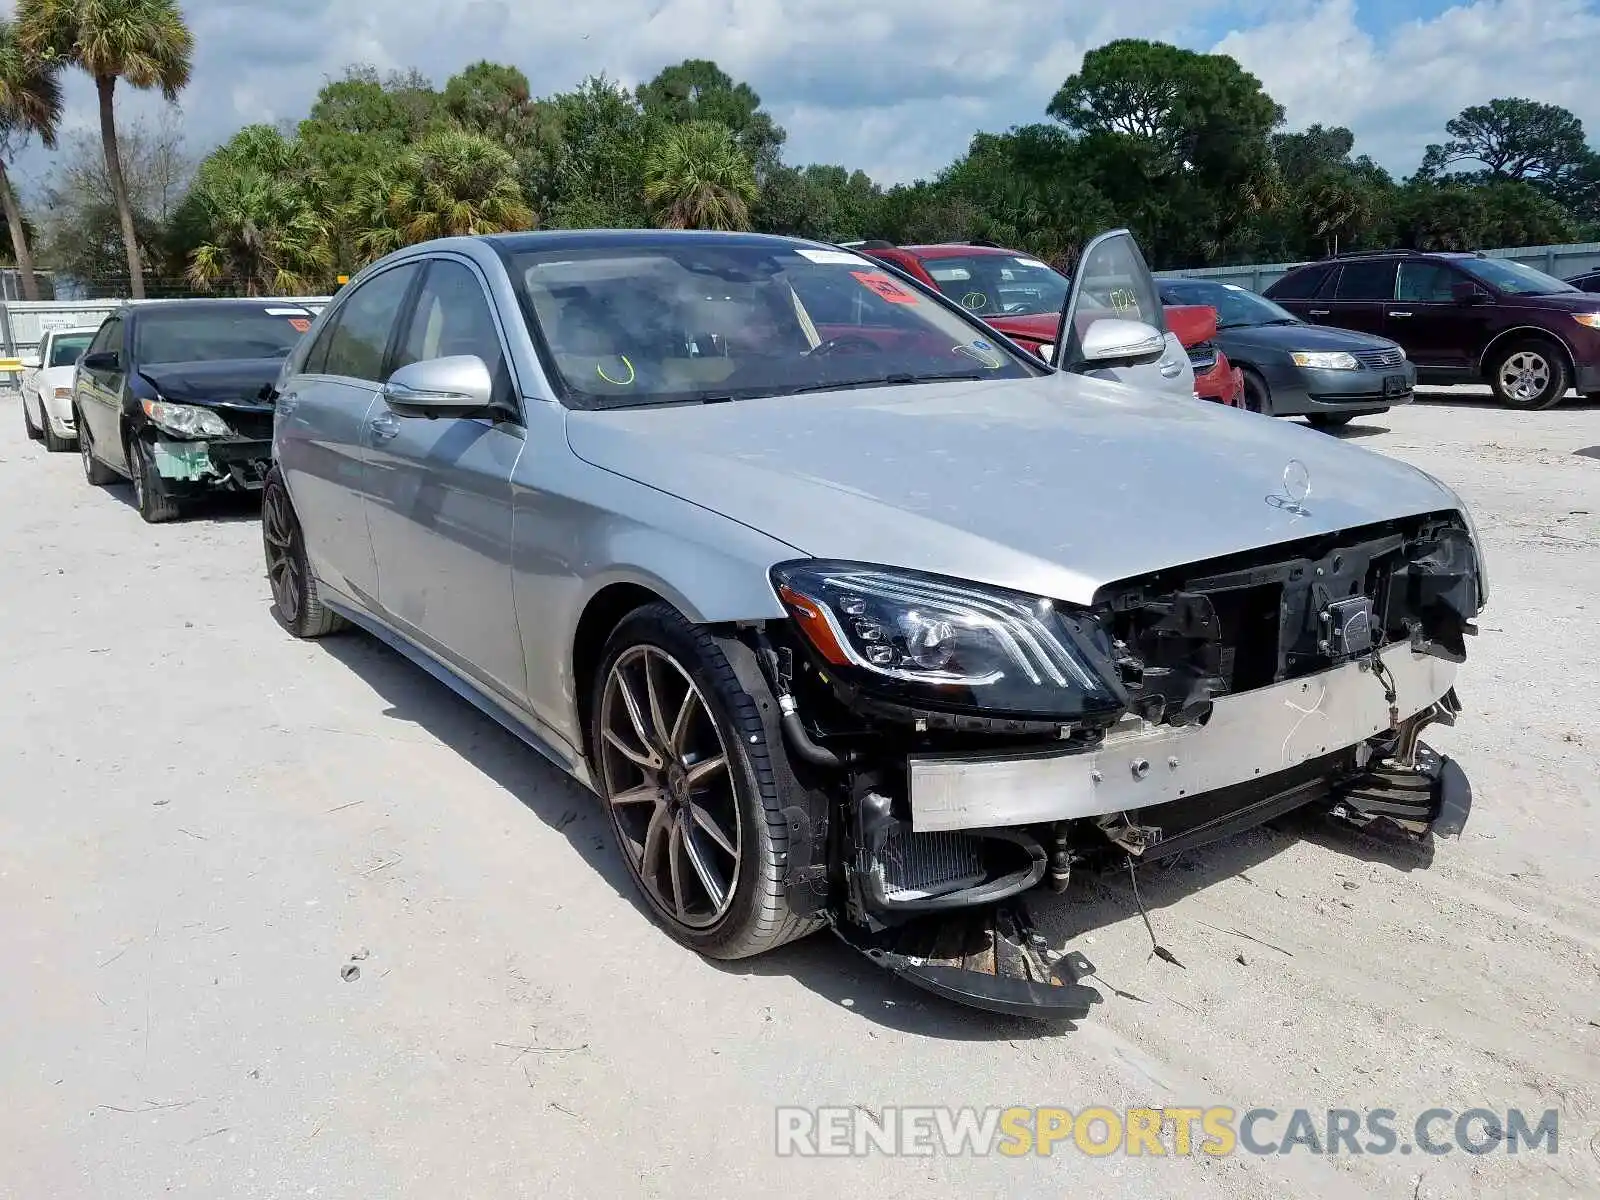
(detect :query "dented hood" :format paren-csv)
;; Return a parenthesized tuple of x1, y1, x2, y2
(139, 358, 282, 409)
(565, 373, 1461, 606)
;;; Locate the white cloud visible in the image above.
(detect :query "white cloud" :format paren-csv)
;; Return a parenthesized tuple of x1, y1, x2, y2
(8, 0, 1599, 199)
(1214, 0, 1600, 177)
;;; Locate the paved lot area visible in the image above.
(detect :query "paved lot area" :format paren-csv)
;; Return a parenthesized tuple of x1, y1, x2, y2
(2, 388, 1597, 1199)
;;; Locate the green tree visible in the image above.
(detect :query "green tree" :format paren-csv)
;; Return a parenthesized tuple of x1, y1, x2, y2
(637, 59, 786, 177)
(18, 0, 192, 298)
(366, 128, 534, 249)
(176, 125, 334, 295)
(538, 75, 650, 228)
(643, 119, 757, 230)
(0, 17, 62, 299)
(443, 60, 559, 155)
(1046, 40, 1284, 266)
(753, 163, 881, 241)
(1420, 98, 1589, 183)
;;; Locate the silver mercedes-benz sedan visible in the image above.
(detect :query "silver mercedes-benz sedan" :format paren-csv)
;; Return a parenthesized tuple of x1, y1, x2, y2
(266, 228, 1486, 1018)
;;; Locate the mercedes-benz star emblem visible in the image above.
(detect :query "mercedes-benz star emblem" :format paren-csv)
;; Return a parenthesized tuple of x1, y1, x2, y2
(1283, 459, 1311, 504)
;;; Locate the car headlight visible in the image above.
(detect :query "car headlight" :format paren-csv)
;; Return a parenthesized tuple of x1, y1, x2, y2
(1291, 351, 1360, 370)
(1574, 313, 1600, 330)
(141, 399, 232, 439)
(770, 561, 1127, 720)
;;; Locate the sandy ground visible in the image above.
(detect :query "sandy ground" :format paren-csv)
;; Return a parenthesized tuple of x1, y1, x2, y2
(1, 386, 1596, 1199)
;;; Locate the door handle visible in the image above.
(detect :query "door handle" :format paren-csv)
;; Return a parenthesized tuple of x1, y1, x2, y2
(1388, 311, 1413, 318)
(368, 413, 399, 440)
(1309, 309, 1330, 316)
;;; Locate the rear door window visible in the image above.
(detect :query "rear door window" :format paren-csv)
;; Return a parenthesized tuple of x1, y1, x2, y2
(1267, 265, 1329, 300)
(1332, 260, 1398, 300)
(1397, 262, 1460, 302)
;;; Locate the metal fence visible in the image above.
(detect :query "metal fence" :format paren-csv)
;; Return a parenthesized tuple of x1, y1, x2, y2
(1153, 241, 1600, 293)
(0, 296, 333, 389)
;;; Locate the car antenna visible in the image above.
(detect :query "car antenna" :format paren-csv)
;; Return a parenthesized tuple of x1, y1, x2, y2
(1126, 855, 1185, 968)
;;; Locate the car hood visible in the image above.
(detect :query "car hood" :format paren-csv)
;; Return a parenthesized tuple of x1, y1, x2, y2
(564, 373, 1459, 605)
(1215, 322, 1401, 355)
(1511, 291, 1600, 313)
(139, 358, 283, 408)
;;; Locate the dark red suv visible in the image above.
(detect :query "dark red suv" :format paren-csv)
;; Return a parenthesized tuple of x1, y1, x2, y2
(1265, 250, 1600, 410)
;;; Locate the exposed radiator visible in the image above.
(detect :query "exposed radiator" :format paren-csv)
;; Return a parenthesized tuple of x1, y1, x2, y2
(877, 828, 986, 902)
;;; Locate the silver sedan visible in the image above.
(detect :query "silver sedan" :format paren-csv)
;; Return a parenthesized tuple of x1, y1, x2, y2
(265, 229, 1488, 1018)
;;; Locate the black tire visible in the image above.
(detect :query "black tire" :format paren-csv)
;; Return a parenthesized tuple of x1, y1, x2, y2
(41, 411, 71, 452)
(1488, 340, 1569, 410)
(127, 436, 181, 523)
(1241, 367, 1272, 415)
(591, 602, 822, 960)
(23, 394, 42, 440)
(78, 415, 118, 486)
(262, 465, 345, 638)
(1307, 413, 1356, 429)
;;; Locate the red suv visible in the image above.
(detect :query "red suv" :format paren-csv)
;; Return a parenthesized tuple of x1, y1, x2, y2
(851, 241, 1245, 406)
(1266, 250, 1600, 410)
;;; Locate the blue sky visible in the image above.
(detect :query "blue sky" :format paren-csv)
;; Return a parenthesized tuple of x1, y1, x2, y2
(7, 0, 1600, 198)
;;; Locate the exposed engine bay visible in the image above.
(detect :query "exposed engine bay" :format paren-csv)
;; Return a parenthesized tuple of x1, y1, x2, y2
(748, 510, 1483, 1017)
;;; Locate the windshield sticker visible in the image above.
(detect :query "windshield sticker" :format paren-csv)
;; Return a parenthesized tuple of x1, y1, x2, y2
(953, 339, 1005, 368)
(850, 271, 918, 304)
(1223, 283, 1247, 291)
(265, 307, 311, 316)
(795, 248, 870, 265)
(1012, 257, 1048, 269)
(287, 318, 312, 333)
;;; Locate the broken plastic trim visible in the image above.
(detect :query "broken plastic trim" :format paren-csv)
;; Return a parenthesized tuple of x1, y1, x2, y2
(834, 901, 1102, 1019)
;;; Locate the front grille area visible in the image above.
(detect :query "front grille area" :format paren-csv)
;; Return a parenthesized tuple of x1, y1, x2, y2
(225, 410, 273, 441)
(878, 828, 986, 902)
(1355, 347, 1405, 370)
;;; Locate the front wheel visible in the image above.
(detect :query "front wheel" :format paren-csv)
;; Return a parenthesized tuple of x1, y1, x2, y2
(262, 466, 345, 638)
(41, 412, 72, 452)
(592, 604, 822, 960)
(1489, 341, 1568, 410)
(128, 436, 181, 523)
(1307, 413, 1357, 429)
(1241, 368, 1272, 415)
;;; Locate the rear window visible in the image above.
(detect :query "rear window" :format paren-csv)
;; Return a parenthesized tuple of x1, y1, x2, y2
(134, 307, 311, 364)
(47, 332, 94, 367)
(1265, 265, 1329, 300)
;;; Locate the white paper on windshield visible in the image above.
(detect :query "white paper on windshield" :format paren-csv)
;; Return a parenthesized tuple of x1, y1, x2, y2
(794, 248, 871, 265)
(265, 306, 311, 315)
(1012, 257, 1048, 268)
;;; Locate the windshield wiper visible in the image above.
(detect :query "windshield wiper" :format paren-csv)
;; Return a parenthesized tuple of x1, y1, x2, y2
(787, 371, 989, 395)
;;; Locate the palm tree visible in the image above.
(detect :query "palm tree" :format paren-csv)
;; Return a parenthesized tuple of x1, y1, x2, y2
(18, 0, 192, 299)
(185, 166, 333, 296)
(379, 129, 534, 244)
(643, 120, 756, 230)
(0, 19, 62, 300)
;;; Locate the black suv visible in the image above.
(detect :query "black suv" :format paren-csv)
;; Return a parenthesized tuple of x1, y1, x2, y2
(1265, 250, 1600, 410)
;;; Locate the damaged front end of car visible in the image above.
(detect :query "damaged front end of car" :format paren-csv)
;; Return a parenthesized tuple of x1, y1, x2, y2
(136, 397, 276, 494)
(749, 510, 1484, 1018)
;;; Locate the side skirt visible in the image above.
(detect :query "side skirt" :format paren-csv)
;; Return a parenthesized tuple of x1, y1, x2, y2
(321, 596, 595, 790)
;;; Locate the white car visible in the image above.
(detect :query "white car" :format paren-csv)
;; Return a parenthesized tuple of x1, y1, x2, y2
(21, 325, 100, 451)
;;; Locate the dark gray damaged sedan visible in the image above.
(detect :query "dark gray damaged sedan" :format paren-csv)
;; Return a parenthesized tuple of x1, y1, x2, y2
(265, 229, 1486, 1018)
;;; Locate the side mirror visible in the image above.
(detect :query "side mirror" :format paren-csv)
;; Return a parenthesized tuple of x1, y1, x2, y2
(20, 353, 40, 369)
(80, 350, 119, 371)
(1079, 318, 1166, 366)
(1450, 281, 1489, 305)
(382, 355, 494, 418)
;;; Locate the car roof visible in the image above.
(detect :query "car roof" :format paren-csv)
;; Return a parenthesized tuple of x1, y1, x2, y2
(43, 325, 100, 336)
(119, 297, 315, 315)
(482, 228, 819, 254)
(897, 244, 1020, 260)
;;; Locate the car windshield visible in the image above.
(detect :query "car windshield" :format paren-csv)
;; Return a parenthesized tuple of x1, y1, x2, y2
(1457, 257, 1578, 296)
(915, 253, 1070, 317)
(505, 241, 1037, 408)
(134, 307, 310, 364)
(47, 332, 94, 367)
(1160, 280, 1300, 328)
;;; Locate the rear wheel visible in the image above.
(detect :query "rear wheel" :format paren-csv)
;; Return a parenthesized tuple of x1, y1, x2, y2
(128, 436, 181, 523)
(263, 466, 345, 638)
(592, 603, 821, 960)
(1307, 413, 1356, 429)
(1488, 340, 1568, 410)
(22, 395, 41, 441)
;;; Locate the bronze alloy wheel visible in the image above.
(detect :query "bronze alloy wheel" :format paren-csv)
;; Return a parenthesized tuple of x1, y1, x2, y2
(598, 644, 742, 930)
